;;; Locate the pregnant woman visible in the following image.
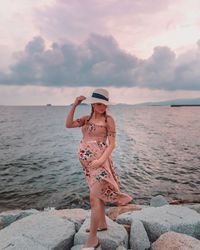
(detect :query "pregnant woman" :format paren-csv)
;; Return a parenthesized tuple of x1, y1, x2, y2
(66, 88, 132, 249)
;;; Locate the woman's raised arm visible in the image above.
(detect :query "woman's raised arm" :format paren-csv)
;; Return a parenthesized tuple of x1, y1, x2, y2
(65, 96, 86, 128)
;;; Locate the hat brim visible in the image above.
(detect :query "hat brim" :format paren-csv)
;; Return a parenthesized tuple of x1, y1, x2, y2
(82, 97, 115, 105)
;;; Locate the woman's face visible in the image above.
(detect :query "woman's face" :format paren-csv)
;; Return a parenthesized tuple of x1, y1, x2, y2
(92, 103, 107, 114)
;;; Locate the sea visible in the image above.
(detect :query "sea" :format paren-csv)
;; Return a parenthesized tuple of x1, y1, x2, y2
(0, 105, 200, 212)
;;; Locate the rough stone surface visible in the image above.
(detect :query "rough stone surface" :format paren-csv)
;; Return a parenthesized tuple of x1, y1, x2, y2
(0, 236, 48, 250)
(67, 218, 83, 232)
(182, 204, 200, 214)
(121, 224, 131, 233)
(150, 195, 169, 207)
(0, 211, 75, 250)
(47, 208, 87, 221)
(130, 219, 151, 250)
(0, 208, 39, 229)
(116, 246, 128, 250)
(106, 204, 142, 221)
(46, 208, 87, 232)
(74, 215, 128, 250)
(150, 231, 200, 250)
(0, 219, 4, 230)
(117, 205, 200, 242)
(116, 211, 133, 225)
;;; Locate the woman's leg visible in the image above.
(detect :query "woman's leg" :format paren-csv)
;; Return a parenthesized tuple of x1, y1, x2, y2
(86, 195, 107, 232)
(98, 198, 107, 228)
(83, 192, 100, 247)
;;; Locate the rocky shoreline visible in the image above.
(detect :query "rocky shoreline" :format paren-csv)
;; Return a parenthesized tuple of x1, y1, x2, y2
(0, 195, 200, 249)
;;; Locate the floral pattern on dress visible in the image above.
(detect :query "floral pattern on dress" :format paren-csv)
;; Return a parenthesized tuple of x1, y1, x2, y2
(97, 141, 107, 149)
(83, 166, 90, 177)
(88, 123, 96, 133)
(78, 118, 133, 205)
(95, 169, 109, 182)
(101, 184, 118, 200)
(79, 148, 93, 160)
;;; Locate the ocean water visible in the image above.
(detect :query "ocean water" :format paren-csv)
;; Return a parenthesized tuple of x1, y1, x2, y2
(0, 105, 200, 211)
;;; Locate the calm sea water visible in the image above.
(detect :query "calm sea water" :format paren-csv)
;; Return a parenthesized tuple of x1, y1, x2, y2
(0, 105, 200, 211)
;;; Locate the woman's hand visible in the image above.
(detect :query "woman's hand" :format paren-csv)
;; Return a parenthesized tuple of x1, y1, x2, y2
(74, 96, 86, 106)
(88, 159, 103, 169)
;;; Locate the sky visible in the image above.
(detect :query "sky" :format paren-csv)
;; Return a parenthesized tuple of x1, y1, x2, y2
(0, 0, 200, 105)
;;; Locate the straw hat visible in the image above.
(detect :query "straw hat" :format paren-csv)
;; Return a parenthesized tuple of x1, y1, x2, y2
(83, 88, 114, 105)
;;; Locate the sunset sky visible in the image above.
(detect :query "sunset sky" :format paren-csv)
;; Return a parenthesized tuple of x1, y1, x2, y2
(1, 0, 200, 105)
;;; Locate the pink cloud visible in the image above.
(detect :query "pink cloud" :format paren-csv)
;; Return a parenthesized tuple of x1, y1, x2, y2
(34, 0, 177, 48)
(32, 0, 200, 60)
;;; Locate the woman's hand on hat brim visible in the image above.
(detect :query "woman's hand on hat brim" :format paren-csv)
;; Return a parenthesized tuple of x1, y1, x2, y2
(74, 96, 86, 106)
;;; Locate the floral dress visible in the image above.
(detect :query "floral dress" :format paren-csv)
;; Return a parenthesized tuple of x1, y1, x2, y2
(76, 117, 133, 205)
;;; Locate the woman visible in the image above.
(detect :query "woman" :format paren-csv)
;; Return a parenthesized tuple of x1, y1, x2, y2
(66, 88, 132, 249)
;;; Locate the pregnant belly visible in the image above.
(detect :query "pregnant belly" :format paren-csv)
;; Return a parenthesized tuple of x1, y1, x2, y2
(78, 139, 107, 164)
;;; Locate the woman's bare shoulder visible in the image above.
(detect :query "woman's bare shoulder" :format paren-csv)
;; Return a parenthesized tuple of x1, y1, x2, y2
(106, 114, 115, 122)
(106, 114, 116, 135)
(106, 115, 116, 130)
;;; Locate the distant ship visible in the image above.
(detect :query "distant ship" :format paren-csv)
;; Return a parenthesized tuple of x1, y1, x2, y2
(70, 103, 88, 106)
(171, 104, 200, 107)
(46, 104, 52, 106)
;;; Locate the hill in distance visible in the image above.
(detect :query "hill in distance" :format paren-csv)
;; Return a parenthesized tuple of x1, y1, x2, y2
(117, 97, 200, 106)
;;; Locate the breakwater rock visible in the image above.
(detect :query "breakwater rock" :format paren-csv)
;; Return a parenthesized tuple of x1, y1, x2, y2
(0, 195, 200, 249)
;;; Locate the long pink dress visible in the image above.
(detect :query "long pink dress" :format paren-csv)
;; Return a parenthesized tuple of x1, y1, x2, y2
(77, 118, 133, 205)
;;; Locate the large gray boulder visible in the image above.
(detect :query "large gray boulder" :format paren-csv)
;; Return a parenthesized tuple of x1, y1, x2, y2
(116, 211, 133, 225)
(117, 205, 200, 242)
(0, 208, 40, 229)
(0, 236, 48, 250)
(46, 208, 89, 232)
(116, 247, 128, 250)
(130, 219, 150, 250)
(74, 215, 128, 250)
(150, 195, 169, 207)
(0, 211, 75, 250)
(150, 231, 200, 250)
(182, 203, 200, 214)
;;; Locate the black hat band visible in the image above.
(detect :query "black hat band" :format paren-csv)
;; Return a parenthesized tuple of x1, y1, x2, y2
(92, 92, 109, 101)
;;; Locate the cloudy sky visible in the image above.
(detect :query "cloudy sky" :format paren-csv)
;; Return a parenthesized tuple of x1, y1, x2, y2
(1, 0, 200, 105)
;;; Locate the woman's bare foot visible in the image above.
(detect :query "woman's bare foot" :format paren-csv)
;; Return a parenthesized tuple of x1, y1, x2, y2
(85, 223, 107, 232)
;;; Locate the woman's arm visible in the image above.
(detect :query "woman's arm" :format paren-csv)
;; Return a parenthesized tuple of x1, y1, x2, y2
(98, 142, 115, 164)
(65, 96, 86, 128)
(66, 104, 77, 128)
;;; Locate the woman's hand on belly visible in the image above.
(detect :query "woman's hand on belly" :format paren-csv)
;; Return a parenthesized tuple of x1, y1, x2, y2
(88, 159, 104, 170)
